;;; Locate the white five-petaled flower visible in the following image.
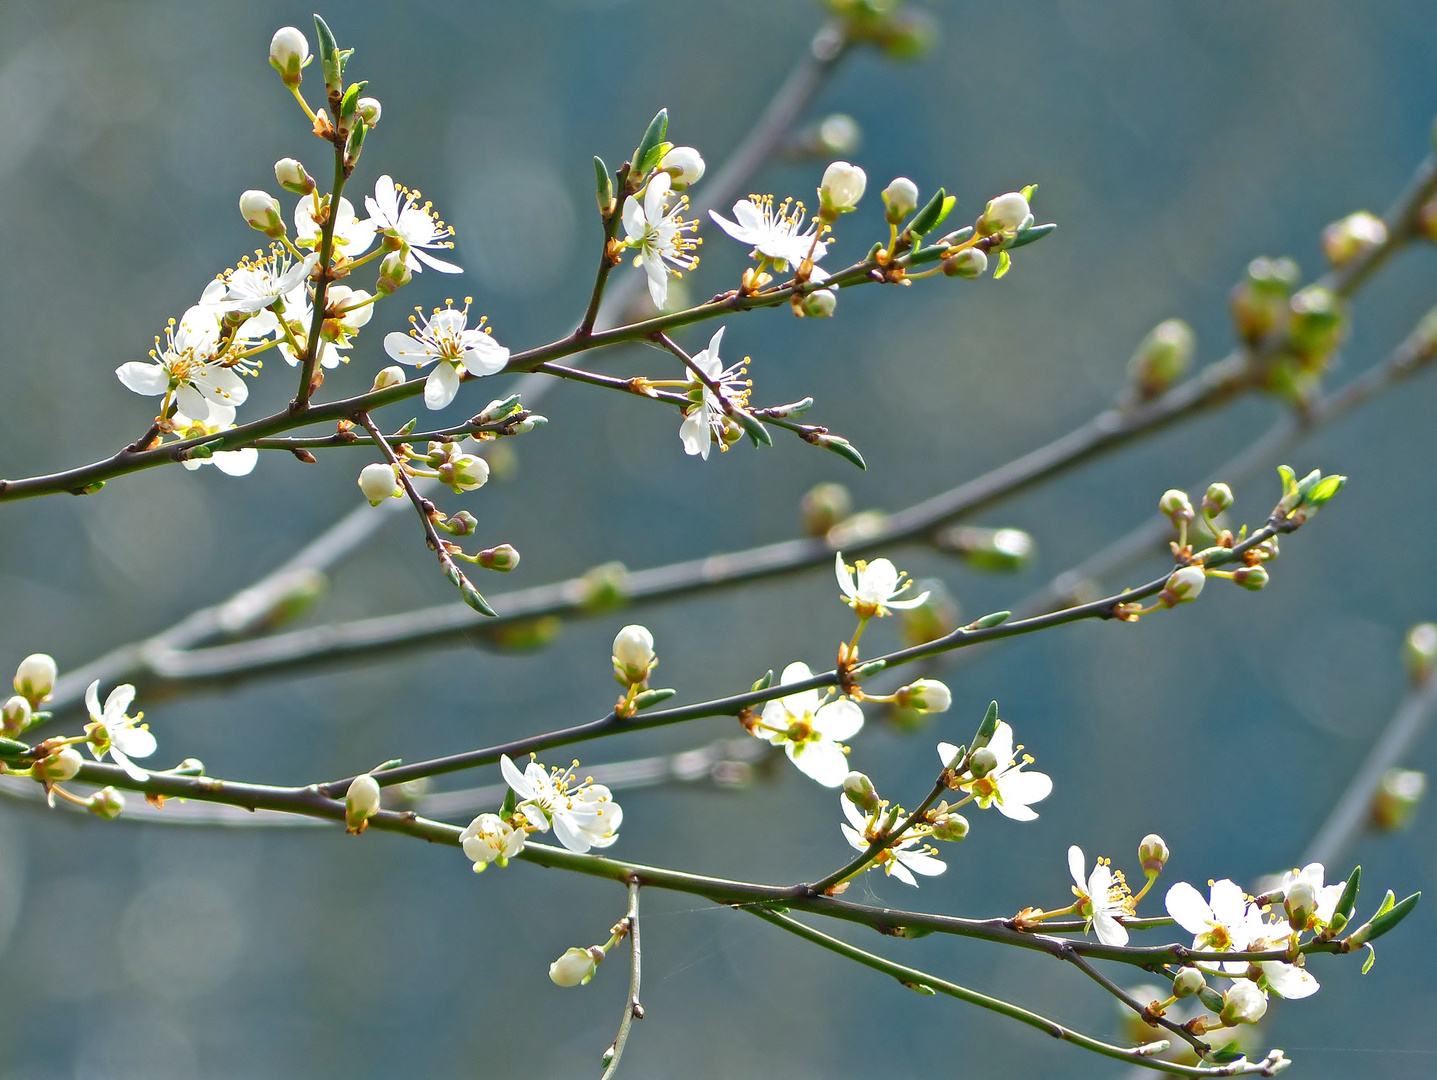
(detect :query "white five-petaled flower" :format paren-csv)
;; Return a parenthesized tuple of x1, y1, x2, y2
(938, 721, 1053, 821)
(214, 250, 318, 315)
(1068, 845, 1132, 946)
(622, 172, 700, 308)
(459, 812, 525, 872)
(171, 413, 259, 477)
(1165, 879, 1262, 971)
(753, 661, 864, 787)
(710, 193, 828, 270)
(835, 552, 930, 618)
(1250, 916, 1321, 1000)
(839, 796, 945, 887)
(83, 680, 156, 782)
(116, 305, 248, 423)
(295, 194, 376, 259)
(365, 174, 462, 274)
(1280, 862, 1344, 928)
(499, 754, 622, 854)
(679, 326, 751, 460)
(383, 301, 510, 411)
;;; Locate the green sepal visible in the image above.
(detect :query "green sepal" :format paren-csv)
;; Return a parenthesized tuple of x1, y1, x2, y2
(1196, 986, 1226, 1014)
(1367, 891, 1420, 942)
(499, 785, 518, 820)
(993, 249, 1012, 279)
(1007, 222, 1056, 250)
(0, 736, 31, 757)
(973, 611, 1011, 630)
(633, 108, 669, 177)
(593, 155, 614, 213)
(907, 187, 949, 237)
(1206, 1040, 1245, 1065)
(751, 669, 774, 693)
(631, 688, 677, 711)
(975, 700, 1000, 745)
(1334, 865, 1361, 928)
(821, 435, 867, 471)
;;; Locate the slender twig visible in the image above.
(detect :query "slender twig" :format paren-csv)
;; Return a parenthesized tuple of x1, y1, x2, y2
(578, 162, 631, 339)
(599, 881, 643, 1080)
(808, 769, 957, 895)
(293, 144, 348, 412)
(1060, 943, 1210, 1057)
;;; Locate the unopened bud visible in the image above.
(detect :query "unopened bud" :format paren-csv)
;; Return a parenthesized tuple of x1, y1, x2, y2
(1229, 256, 1300, 343)
(800, 482, 852, 537)
(894, 679, 952, 714)
(439, 453, 489, 493)
(15, 653, 57, 705)
(801, 289, 837, 318)
(1403, 623, 1437, 683)
(1321, 210, 1387, 267)
(376, 250, 412, 295)
(816, 114, 860, 156)
(1219, 981, 1268, 1026)
(1253, 536, 1280, 563)
(659, 146, 705, 190)
(274, 157, 316, 195)
(1202, 483, 1234, 517)
(942, 247, 987, 278)
(1128, 318, 1194, 399)
(477, 543, 520, 572)
(1138, 834, 1169, 876)
(978, 191, 1029, 236)
(1231, 564, 1269, 592)
(549, 945, 603, 987)
(818, 161, 867, 217)
(1371, 768, 1426, 831)
(967, 746, 998, 778)
(1287, 285, 1345, 363)
(843, 771, 881, 812)
(239, 190, 286, 239)
(612, 624, 656, 685)
(356, 96, 382, 126)
(2, 695, 31, 735)
(1158, 489, 1194, 526)
(269, 26, 310, 88)
(89, 786, 126, 820)
(357, 462, 400, 505)
(934, 525, 1033, 572)
(1285, 880, 1317, 930)
(882, 177, 919, 224)
(1172, 967, 1206, 998)
(33, 747, 82, 782)
(1158, 565, 1206, 607)
(371, 365, 405, 391)
(444, 510, 478, 537)
(930, 812, 969, 842)
(345, 774, 381, 833)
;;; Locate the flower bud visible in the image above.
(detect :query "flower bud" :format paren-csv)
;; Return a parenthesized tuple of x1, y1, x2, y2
(1229, 255, 1300, 344)
(967, 746, 998, 778)
(239, 190, 286, 239)
(1371, 768, 1425, 831)
(612, 624, 656, 685)
(358, 462, 401, 505)
(549, 945, 603, 987)
(444, 510, 478, 537)
(801, 288, 837, 318)
(356, 96, 382, 126)
(376, 250, 413, 296)
(660, 146, 705, 190)
(843, 771, 881, 812)
(371, 365, 406, 391)
(1231, 564, 1269, 592)
(89, 786, 126, 820)
(882, 177, 919, 224)
(1285, 879, 1317, 930)
(1138, 834, 1169, 876)
(1158, 489, 1195, 527)
(1201, 483, 1234, 517)
(819, 161, 867, 216)
(274, 157, 316, 196)
(1158, 565, 1206, 607)
(817, 114, 860, 156)
(1321, 210, 1387, 267)
(32, 747, 82, 782)
(439, 453, 490, 493)
(477, 544, 520, 572)
(345, 774, 381, 833)
(1252, 536, 1280, 563)
(942, 247, 988, 278)
(269, 26, 310, 87)
(1219, 981, 1268, 1026)
(978, 191, 1029, 236)
(894, 679, 952, 714)
(1403, 623, 1437, 683)
(1287, 285, 1345, 364)
(800, 482, 852, 537)
(934, 525, 1033, 572)
(2, 695, 31, 735)
(1128, 319, 1194, 399)
(930, 812, 969, 842)
(460, 812, 524, 871)
(1172, 966, 1206, 998)
(14, 653, 57, 705)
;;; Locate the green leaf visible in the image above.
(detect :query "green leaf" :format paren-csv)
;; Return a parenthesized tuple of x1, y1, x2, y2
(976, 700, 1000, 745)
(1007, 222, 1056, 250)
(1334, 865, 1361, 928)
(499, 785, 517, 819)
(0, 737, 31, 757)
(820, 435, 867, 471)
(1196, 986, 1225, 1013)
(593, 155, 614, 212)
(458, 573, 497, 617)
(1307, 474, 1346, 508)
(314, 14, 341, 90)
(1367, 891, 1421, 942)
(633, 108, 669, 176)
(993, 249, 1012, 279)
(940, 225, 975, 248)
(395, 417, 419, 436)
(907, 187, 949, 237)
(736, 410, 772, 447)
(1361, 943, 1376, 974)
(751, 669, 774, 693)
(852, 659, 887, 679)
(632, 687, 677, 711)
(339, 82, 362, 119)
(1206, 1040, 1246, 1065)
(1277, 464, 1298, 498)
(372, 758, 403, 773)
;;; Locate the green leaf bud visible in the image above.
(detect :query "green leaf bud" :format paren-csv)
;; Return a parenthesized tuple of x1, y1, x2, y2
(1231, 564, 1269, 591)
(1321, 210, 1386, 267)
(1127, 319, 1194, 399)
(1202, 482, 1234, 517)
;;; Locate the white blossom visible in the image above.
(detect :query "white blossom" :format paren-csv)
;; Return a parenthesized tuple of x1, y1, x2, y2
(678, 326, 750, 460)
(460, 812, 525, 871)
(83, 680, 156, 782)
(383, 302, 510, 411)
(216, 250, 318, 315)
(1165, 879, 1263, 968)
(938, 721, 1053, 821)
(365, 174, 461, 274)
(500, 754, 622, 854)
(710, 193, 827, 270)
(1068, 845, 1131, 946)
(173, 413, 259, 477)
(116, 305, 248, 423)
(622, 172, 699, 308)
(753, 661, 864, 787)
(295, 195, 376, 259)
(834, 552, 930, 617)
(839, 796, 945, 887)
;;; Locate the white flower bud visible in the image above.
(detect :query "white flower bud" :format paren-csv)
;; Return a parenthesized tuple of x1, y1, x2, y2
(274, 157, 315, 195)
(14, 653, 57, 705)
(967, 746, 998, 778)
(438, 453, 489, 494)
(882, 177, 919, 223)
(32, 747, 82, 782)
(372, 366, 406, 391)
(1219, 981, 1268, 1026)
(820, 160, 867, 216)
(1172, 966, 1205, 998)
(1158, 565, 1206, 607)
(801, 289, 837, 318)
(843, 771, 881, 812)
(356, 96, 382, 126)
(612, 624, 656, 685)
(460, 812, 524, 871)
(1285, 880, 1317, 930)
(1138, 834, 1169, 875)
(376, 250, 412, 295)
(930, 812, 969, 842)
(358, 462, 400, 505)
(943, 248, 988, 278)
(477, 544, 520, 572)
(1202, 483, 1234, 517)
(269, 26, 311, 87)
(1158, 489, 1195, 526)
(89, 786, 126, 820)
(894, 679, 952, 714)
(2, 695, 31, 735)
(239, 189, 286, 239)
(345, 774, 382, 833)
(660, 146, 705, 190)
(980, 191, 1030, 236)
(549, 945, 604, 987)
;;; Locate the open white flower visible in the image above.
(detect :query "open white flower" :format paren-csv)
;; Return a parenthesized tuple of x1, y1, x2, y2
(295, 194, 375, 259)
(622, 172, 699, 308)
(172, 413, 258, 477)
(1165, 879, 1262, 968)
(709, 193, 827, 270)
(835, 553, 930, 618)
(459, 812, 525, 872)
(500, 754, 622, 853)
(939, 721, 1053, 821)
(215, 249, 318, 315)
(840, 796, 945, 887)
(384, 301, 510, 410)
(753, 661, 863, 787)
(1279, 862, 1344, 928)
(84, 680, 156, 782)
(365, 174, 461, 274)
(1068, 845, 1131, 945)
(116, 305, 248, 422)
(678, 326, 751, 460)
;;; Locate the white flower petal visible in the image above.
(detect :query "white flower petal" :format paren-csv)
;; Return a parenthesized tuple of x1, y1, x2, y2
(812, 698, 863, 742)
(116, 362, 169, 396)
(786, 739, 849, 787)
(1165, 882, 1213, 936)
(425, 362, 461, 410)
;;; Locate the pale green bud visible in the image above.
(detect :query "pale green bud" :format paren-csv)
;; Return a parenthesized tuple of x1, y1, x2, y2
(660, 146, 705, 190)
(371, 366, 406, 391)
(1285, 880, 1317, 930)
(1128, 318, 1194, 399)
(1231, 564, 1269, 591)
(1158, 489, 1194, 526)
(2, 695, 31, 736)
(819, 160, 866, 216)
(612, 624, 655, 685)
(894, 679, 952, 714)
(14, 653, 57, 705)
(357, 462, 400, 505)
(1219, 981, 1268, 1026)
(438, 453, 489, 493)
(1202, 483, 1234, 516)
(930, 812, 969, 842)
(1158, 565, 1206, 607)
(1371, 768, 1425, 831)
(376, 250, 412, 295)
(32, 747, 82, 782)
(978, 191, 1029, 236)
(942, 247, 987, 278)
(843, 771, 881, 812)
(269, 26, 310, 88)
(1138, 833, 1169, 876)
(345, 774, 381, 833)
(549, 945, 603, 987)
(239, 190, 286, 239)
(274, 157, 315, 195)
(89, 786, 126, 820)
(800, 482, 852, 537)
(1321, 210, 1386, 267)
(356, 96, 382, 126)
(1172, 966, 1205, 998)
(882, 177, 918, 223)
(801, 289, 837, 318)
(477, 544, 520, 572)
(1403, 623, 1437, 683)
(968, 746, 998, 778)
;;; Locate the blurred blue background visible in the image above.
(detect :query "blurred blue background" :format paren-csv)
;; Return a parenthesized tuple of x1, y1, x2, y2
(1, 0, 1436, 1077)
